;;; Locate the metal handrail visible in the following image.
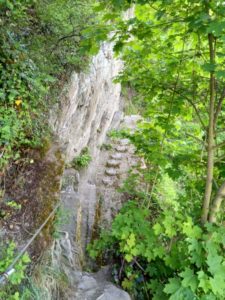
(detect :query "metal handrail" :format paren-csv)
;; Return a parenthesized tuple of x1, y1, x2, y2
(0, 201, 61, 285)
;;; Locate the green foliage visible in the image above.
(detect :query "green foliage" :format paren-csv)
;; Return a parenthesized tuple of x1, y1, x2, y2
(89, 195, 225, 299)
(53, 207, 72, 238)
(0, 0, 97, 170)
(71, 147, 92, 169)
(107, 129, 129, 139)
(32, 0, 95, 73)
(6, 201, 22, 210)
(87, 2, 225, 298)
(0, 29, 50, 169)
(0, 242, 31, 300)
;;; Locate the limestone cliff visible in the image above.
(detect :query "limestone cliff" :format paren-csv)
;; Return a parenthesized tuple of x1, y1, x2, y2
(50, 42, 123, 162)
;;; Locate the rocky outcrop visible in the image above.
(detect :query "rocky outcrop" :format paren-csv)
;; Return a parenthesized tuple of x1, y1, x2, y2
(68, 268, 131, 300)
(40, 40, 140, 299)
(43, 115, 140, 299)
(50, 42, 123, 163)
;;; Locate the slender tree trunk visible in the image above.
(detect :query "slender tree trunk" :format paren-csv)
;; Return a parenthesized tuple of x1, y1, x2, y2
(209, 181, 225, 223)
(201, 33, 216, 223)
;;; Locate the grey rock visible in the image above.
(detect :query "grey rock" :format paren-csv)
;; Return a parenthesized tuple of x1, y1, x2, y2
(105, 168, 118, 176)
(102, 177, 114, 186)
(115, 145, 127, 153)
(119, 139, 130, 146)
(50, 41, 123, 162)
(110, 153, 123, 160)
(96, 284, 131, 300)
(110, 111, 124, 130)
(122, 115, 142, 130)
(61, 168, 80, 192)
(78, 275, 98, 291)
(106, 160, 120, 168)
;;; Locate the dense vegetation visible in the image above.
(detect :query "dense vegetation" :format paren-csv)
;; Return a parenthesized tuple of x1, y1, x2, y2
(1, 0, 225, 299)
(0, 0, 95, 171)
(0, 1, 96, 298)
(88, 1, 225, 299)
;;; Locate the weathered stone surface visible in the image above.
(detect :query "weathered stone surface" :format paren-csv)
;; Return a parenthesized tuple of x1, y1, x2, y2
(115, 145, 128, 153)
(96, 284, 131, 300)
(78, 275, 98, 290)
(110, 152, 123, 160)
(45, 26, 136, 300)
(119, 138, 130, 146)
(71, 270, 131, 300)
(121, 115, 142, 131)
(106, 159, 120, 168)
(105, 168, 118, 176)
(61, 168, 80, 192)
(50, 42, 123, 162)
(102, 177, 114, 186)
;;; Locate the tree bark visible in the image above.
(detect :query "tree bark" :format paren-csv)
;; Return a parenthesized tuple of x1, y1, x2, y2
(209, 181, 225, 223)
(201, 33, 216, 223)
(213, 87, 225, 130)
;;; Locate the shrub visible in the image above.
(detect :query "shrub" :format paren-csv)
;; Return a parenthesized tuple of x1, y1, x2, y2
(0, 0, 97, 170)
(71, 147, 92, 169)
(0, 242, 31, 300)
(88, 173, 225, 300)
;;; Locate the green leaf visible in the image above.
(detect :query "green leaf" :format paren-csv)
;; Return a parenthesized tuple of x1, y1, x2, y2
(206, 253, 223, 275)
(182, 218, 202, 239)
(207, 21, 225, 36)
(202, 63, 216, 72)
(153, 223, 163, 235)
(169, 287, 196, 300)
(216, 70, 225, 78)
(209, 274, 225, 296)
(197, 270, 211, 293)
(127, 233, 136, 248)
(164, 278, 181, 294)
(188, 238, 204, 267)
(153, 245, 165, 258)
(180, 268, 198, 292)
(22, 253, 31, 264)
(125, 254, 133, 262)
(200, 294, 217, 300)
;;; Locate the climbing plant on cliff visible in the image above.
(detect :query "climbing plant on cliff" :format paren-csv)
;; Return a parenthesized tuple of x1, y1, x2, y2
(88, 1, 225, 299)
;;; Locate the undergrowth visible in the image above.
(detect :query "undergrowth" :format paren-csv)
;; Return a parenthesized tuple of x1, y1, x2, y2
(0, 0, 96, 171)
(0, 242, 31, 300)
(71, 147, 92, 169)
(88, 172, 225, 300)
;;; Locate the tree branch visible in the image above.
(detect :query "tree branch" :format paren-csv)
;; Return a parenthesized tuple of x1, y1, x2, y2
(215, 153, 225, 163)
(169, 88, 206, 130)
(213, 140, 225, 150)
(185, 133, 207, 149)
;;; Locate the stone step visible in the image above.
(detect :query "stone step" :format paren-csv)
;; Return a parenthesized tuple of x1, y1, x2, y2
(115, 145, 128, 153)
(105, 168, 118, 176)
(102, 177, 115, 186)
(106, 160, 120, 168)
(119, 138, 130, 146)
(110, 153, 123, 160)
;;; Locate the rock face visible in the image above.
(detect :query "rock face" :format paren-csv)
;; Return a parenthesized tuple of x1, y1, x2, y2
(43, 41, 140, 299)
(50, 42, 123, 163)
(72, 270, 131, 300)
(45, 115, 140, 299)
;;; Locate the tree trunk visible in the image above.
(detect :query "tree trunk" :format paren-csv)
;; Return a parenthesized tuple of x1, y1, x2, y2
(201, 33, 215, 223)
(209, 181, 225, 223)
